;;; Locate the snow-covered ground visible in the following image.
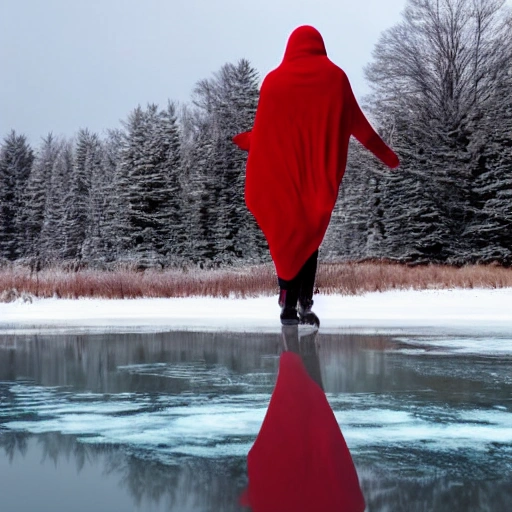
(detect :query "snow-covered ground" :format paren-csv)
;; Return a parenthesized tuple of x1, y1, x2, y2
(1, 287, 511, 335)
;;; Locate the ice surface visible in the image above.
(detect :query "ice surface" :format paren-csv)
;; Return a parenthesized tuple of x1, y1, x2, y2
(394, 336, 512, 356)
(4, 380, 511, 461)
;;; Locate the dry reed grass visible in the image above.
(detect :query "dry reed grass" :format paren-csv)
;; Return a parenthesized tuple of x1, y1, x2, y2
(0, 261, 511, 302)
(316, 261, 512, 295)
(0, 265, 277, 300)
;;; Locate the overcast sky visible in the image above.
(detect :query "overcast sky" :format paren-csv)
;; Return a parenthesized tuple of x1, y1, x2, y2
(0, 0, 434, 144)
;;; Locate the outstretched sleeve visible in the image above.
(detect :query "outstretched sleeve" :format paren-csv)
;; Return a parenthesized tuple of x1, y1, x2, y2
(344, 76, 399, 169)
(232, 131, 252, 152)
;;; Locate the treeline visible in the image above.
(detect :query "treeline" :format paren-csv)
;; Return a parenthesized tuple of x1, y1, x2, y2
(1, 0, 511, 270)
(0, 59, 268, 269)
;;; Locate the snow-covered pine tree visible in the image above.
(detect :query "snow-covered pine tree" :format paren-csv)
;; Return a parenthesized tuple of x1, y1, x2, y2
(0, 130, 34, 261)
(234, 164, 270, 265)
(191, 59, 263, 265)
(81, 133, 108, 265)
(116, 105, 156, 267)
(115, 106, 146, 265)
(465, 56, 512, 264)
(177, 104, 201, 263)
(321, 142, 374, 261)
(177, 105, 220, 265)
(188, 121, 220, 264)
(99, 129, 123, 264)
(61, 129, 101, 266)
(39, 139, 74, 263)
(378, 118, 454, 263)
(20, 133, 59, 263)
(192, 67, 236, 264)
(229, 60, 268, 263)
(209, 127, 233, 263)
(156, 102, 185, 265)
(115, 103, 183, 268)
(137, 104, 171, 264)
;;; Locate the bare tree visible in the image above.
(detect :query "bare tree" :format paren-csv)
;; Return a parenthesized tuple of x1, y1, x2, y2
(359, 0, 512, 264)
(366, 0, 511, 133)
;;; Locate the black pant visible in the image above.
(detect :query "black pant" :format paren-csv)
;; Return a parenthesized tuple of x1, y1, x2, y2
(278, 250, 318, 306)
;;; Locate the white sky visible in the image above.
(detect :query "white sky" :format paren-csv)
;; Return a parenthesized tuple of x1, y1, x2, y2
(0, 0, 409, 144)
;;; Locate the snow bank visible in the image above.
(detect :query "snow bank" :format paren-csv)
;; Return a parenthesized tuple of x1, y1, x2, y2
(1, 288, 511, 335)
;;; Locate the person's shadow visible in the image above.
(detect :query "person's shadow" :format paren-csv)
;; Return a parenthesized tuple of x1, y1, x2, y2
(240, 326, 365, 512)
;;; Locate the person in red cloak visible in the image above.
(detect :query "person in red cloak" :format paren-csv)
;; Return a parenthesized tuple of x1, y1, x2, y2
(233, 25, 399, 327)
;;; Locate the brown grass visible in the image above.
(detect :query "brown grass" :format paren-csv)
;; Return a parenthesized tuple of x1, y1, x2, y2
(316, 261, 512, 294)
(0, 262, 511, 301)
(0, 265, 277, 300)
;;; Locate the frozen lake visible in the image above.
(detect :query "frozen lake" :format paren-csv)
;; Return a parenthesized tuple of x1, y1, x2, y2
(1, 330, 511, 511)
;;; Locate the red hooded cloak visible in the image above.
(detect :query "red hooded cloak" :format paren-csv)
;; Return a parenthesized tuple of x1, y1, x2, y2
(234, 25, 399, 280)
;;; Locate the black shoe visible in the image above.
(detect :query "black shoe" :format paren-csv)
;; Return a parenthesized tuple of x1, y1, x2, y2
(280, 306, 299, 325)
(298, 299, 320, 328)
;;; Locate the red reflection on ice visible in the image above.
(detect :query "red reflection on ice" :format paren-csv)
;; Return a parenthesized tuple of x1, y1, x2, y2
(241, 330, 365, 512)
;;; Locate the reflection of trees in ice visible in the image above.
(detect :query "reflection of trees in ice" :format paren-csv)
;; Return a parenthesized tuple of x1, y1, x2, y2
(359, 467, 512, 512)
(318, 335, 512, 404)
(1, 431, 510, 511)
(0, 431, 29, 463)
(106, 452, 246, 510)
(0, 331, 280, 394)
(0, 432, 247, 511)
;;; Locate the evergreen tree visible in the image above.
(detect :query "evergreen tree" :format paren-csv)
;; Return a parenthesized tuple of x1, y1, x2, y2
(115, 104, 183, 268)
(61, 129, 102, 264)
(113, 106, 146, 263)
(81, 133, 107, 264)
(321, 142, 372, 260)
(99, 129, 124, 264)
(178, 106, 219, 265)
(0, 131, 34, 260)
(156, 102, 184, 264)
(465, 64, 512, 264)
(379, 120, 454, 263)
(20, 133, 59, 262)
(39, 139, 74, 263)
(184, 123, 219, 264)
(191, 59, 262, 264)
